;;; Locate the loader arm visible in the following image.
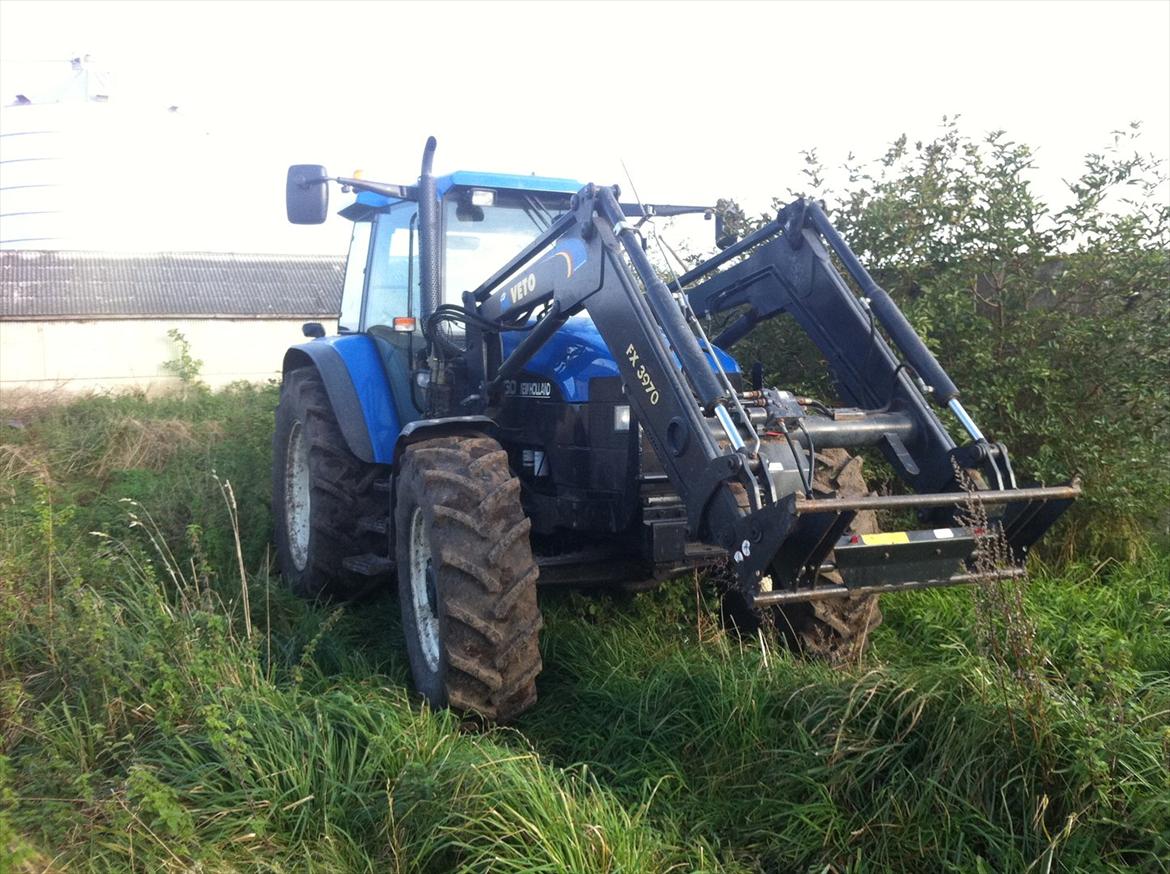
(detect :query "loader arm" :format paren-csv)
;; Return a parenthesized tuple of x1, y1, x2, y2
(450, 184, 1077, 603)
(463, 184, 755, 555)
(685, 199, 962, 494)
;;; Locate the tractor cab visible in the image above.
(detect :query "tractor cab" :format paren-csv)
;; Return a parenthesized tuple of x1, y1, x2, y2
(334, 172, 580, 333)
(322, 171, 583, 434)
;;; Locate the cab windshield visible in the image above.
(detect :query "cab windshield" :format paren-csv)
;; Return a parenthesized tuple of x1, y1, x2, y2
(443, 189, 571, 301)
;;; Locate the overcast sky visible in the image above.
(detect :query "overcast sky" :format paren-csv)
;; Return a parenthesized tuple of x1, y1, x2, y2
(1, 0, 1167, 255)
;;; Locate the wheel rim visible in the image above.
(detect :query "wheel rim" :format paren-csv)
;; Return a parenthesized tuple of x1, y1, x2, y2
(408, 507, 441, 672)
(285, 421, 311, 572)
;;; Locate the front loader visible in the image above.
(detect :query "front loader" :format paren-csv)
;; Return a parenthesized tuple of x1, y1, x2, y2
(274, 138, 1078, 721)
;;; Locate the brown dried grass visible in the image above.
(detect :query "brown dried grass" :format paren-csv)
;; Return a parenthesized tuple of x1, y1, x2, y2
(93, 417, 210, 479)
(0, 442, 50, 483)
(0, 386, 109, 421)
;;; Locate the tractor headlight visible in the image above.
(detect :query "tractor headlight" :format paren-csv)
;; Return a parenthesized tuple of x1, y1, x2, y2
(469, 188, 496, 207)
(614, 405, 631, 431)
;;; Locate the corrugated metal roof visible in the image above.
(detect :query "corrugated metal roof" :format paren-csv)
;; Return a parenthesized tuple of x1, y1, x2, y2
(0, 250, 344, 319)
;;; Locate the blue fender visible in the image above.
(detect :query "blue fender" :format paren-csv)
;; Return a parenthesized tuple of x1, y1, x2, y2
(282, 335, 400, 464)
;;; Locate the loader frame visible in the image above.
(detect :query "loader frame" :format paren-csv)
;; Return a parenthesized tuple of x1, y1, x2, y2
(286, 148, 1077, 609)
(422, 182, 1078, 605)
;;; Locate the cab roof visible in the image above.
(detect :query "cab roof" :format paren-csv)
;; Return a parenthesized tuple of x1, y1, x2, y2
(437, 170, 582, 196)
(343, 170, 583, 218)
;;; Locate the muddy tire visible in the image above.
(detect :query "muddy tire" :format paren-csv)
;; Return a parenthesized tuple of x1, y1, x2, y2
(272, 368, 386, 599)
(395, 435, 542, 723)
(720, 448, 883, 665)
(773, 448, 883, 664)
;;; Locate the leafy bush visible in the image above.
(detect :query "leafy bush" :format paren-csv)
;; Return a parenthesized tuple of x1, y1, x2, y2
(720, 121, 1169, 556)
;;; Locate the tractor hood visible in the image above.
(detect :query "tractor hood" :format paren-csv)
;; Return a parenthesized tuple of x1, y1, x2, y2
(501, 314, 739, 403)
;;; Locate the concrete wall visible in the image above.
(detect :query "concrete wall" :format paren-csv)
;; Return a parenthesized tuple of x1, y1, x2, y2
(0, 318, 339, 394)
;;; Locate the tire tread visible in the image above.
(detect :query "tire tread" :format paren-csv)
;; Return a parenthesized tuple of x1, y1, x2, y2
(398, 435, 542, 723)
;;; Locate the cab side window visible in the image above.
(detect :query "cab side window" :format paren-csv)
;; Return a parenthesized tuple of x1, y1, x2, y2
(363, 203, 420, 329)
(337, 220, 371, 333)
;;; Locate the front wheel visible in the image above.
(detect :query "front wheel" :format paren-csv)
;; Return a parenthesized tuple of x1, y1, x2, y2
(395, 435, 543, 723)
(720, 448, 883, 665)
(773, 448, 883, 663)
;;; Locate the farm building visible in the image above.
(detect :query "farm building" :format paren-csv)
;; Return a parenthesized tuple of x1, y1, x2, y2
(0, 250, 343, 393)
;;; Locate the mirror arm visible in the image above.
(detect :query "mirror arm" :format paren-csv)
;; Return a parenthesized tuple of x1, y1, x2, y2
(333, 177, 419, 201)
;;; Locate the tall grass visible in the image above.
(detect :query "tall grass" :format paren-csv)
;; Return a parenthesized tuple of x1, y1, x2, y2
(2, 385, 1167, 872)
(524, 568, 1170, 872)
(4, 548, 705, 871)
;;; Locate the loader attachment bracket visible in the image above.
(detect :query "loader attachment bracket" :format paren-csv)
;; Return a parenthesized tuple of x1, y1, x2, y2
(749, 482, 1081, 602)
(728, 495, 799, 586)
(830, 527, 977, 589)
(767, 506, 857, 588)
(1001, 479, 1079, 561)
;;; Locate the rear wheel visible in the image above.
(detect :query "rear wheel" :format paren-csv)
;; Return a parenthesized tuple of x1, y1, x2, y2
(272, 368, 387, 599)
(395, 435, 543, 723)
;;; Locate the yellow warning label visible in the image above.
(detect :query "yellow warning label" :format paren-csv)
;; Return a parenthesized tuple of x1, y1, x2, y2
(861, 532, 911, 546)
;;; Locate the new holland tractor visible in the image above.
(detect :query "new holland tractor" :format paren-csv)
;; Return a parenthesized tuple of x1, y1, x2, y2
(274, 138, 1078, 722)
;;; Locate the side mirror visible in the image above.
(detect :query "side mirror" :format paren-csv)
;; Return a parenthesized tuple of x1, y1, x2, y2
(286, 164, 329, 224)
(302, 321, 325, 339)
(454, 202, 485, 223)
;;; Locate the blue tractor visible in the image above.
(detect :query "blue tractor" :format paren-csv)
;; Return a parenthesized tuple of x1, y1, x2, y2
(275, 138, 1078, 722)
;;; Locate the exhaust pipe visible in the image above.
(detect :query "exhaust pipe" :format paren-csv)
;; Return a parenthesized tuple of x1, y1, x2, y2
(418, 136, 441, 323)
